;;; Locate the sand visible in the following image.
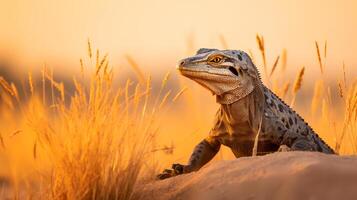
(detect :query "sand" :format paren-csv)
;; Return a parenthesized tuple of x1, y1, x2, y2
(138, 152, 357, 200)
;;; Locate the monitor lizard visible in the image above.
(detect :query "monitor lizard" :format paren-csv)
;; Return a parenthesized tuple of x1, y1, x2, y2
(158, 48, 335, 180)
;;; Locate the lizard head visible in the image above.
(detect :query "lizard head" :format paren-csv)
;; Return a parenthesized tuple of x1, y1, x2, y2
(178, 48, 260, 97)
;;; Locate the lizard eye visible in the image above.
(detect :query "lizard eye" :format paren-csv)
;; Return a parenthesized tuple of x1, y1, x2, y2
(209, 56, 223, 64)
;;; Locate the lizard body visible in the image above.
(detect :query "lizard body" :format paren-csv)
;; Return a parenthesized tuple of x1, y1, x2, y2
(158, 48, 334, 179)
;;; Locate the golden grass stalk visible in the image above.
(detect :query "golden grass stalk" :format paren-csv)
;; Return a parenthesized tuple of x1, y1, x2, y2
(140, 76, 152, 122)
(324, 40, 327, 58)
(158, 90, 171, 109)
(0, 78, 21, 110)
(185, 32, 195, 55)
(219, 34, 228, 49)
(87, 39, 92, 59)
(256, 34, 268, 81)
(28, 72, 34, 96)
(10, 130, 22, 137)
(311, 80, 324, 115)
(336, 81, 357, 153)
(96, 54, 108, 75)
(50, 68, 55, 105)
(0, 92, 14, 109)
(252, 116, 263, 157)
(172, 87, 187, 102)
(96, 49, 100, 67)
(271, 79, 279, 95)
(0, 132, 5, 149)
(44, 70, 65, 102)
(343, 62, 347, 89)
(269, 56, 280, 78)
(248, 49, 255, 63)
(80, 58, 84, 74)
(152, 72, 171, 114)
(280, 48, 287, 72)
(321, 98, 330, 127)
(256, 35, 265, 66)
(324, 40, 327, 70)
(161, 72, 170, 89)
(151, 143, 174, 154)
(10, 83, 19, 102)
(293, 67, 305, 93)
(103, 61, 109, 76)
(290, 67, 305, 107)
(0, 76, 16, 97)
(327, 86, 333, 105)
(338, 80, 344, 98)
(315, 41, 323, 74)
(42, 66, 46, 104)
(33, 141, 37, 160)
(281, 82, 290, 100)
(125, 55, 146, 85)
(73, 77, 86, 104)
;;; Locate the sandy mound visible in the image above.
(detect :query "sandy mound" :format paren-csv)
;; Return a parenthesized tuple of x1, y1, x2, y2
(138, 152, 357, 200)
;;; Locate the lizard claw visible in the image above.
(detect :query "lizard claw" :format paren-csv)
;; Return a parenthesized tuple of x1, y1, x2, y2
(278, 145, 291, 152)
(157, 169, 174, 180)
(157, 163, 185, 180)
(163, 169, 172, 173)
(172, 163, 184, 174)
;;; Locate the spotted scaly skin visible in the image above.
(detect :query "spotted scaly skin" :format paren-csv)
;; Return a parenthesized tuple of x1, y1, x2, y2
(157, 48, 335, 180)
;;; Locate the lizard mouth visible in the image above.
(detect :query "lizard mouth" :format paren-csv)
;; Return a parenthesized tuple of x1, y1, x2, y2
(228, 67, 239, 76)
(178, 67, 233, 77)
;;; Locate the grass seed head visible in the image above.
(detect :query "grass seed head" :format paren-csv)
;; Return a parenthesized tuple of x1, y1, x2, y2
(293, 67, 305, 94)
(315, 41, 323, 74)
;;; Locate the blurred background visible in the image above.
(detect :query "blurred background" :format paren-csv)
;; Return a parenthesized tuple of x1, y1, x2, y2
(1, 0, 357, 75)
(0, 0, 356, 191)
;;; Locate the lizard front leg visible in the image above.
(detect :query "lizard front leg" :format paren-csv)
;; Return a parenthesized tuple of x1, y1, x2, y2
(157, 138, 220, 180)
(278, 139, 317, 152)
(277, 145, 291, 152)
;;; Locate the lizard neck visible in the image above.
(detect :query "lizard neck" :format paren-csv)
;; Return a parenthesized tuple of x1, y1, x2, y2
(218, 82, 266, 130)
(216, 81, 264, 104)
(216, 82, 258, 105)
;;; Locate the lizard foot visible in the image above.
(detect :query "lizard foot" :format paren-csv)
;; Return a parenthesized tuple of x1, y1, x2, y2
(157, 163, 185, 180)
(277, 145, 291, 152)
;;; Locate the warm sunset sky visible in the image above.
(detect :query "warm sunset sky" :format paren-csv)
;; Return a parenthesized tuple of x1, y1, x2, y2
(0, 0, 356, 74)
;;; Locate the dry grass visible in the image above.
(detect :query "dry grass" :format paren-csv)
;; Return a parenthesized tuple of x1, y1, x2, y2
(311, 80, 324, 116)
(290, 67, 305, 107)
(280, 48, 287, 72)
(315, 41, 324, 74)
(0, 46, 176, 199)
(335, 81, 357, 153)
(256, 34, 269, 82)
(269, 55, 280, 78)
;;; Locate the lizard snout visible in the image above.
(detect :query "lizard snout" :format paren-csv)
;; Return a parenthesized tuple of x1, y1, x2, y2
(177, 59, 187, 69)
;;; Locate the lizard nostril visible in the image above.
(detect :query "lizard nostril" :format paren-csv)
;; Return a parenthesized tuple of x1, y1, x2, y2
(180, 60, 186, 66)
